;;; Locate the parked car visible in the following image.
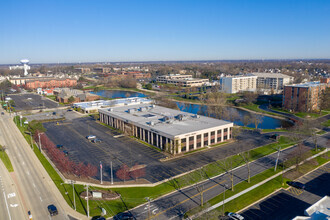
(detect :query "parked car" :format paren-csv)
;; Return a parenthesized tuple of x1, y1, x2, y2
(91, 138, 102, 143)
(47, 204, 58, 216)
(63, 150, 69, 156)
(86, 135, 96, 140)
(67, 109, 73, 111)
(113, 212, 134, 220)
(56, 145, 63, 149)
(227, 212, 244, 220)
(287, 181, 305, 190)
(52, 112, 56, 115)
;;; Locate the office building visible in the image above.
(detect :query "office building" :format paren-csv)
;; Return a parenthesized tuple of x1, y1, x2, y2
(219, 75, 257, 93)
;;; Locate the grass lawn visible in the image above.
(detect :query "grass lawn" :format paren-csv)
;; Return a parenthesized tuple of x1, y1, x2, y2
(321, 120, 330, 127)
(294, 111, 328, 118)
(46, 95, 57, 101)
(317, 130, 326, 135)
(13, 118, 298, 218)
(0, 148, 14, 172)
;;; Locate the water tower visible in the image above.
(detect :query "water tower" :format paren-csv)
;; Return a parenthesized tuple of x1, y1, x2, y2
(20, 59, 30, 76)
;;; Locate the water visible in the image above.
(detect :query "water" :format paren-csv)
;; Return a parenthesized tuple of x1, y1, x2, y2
(176, 102, 293, 129)
(91, 90, 147, 99)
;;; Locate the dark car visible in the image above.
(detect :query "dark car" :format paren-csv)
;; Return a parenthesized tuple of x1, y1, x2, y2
(47, 204, 58, 216)
(287, 181, 305, 190)
(63, 150, 69, 156)
(91, 138, 102, 143)
(56, 144, 63, 149)
(52, 112, 56, 115)
(67, 109, 73, 111)
(113, 212, 134, 220)
(94, 217, 106, 220)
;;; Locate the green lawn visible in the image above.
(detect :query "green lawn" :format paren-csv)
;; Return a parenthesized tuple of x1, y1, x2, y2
(321, 120, 330, 127)
(271, 107, 329, 119)
(0, 148, 14, 172)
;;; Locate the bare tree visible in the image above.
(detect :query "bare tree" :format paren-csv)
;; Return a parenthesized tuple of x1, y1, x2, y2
(240, 151, 251, 183)
(251, 114, 263, 130)
(218, 158, 235, 191)
(243, 115, 251, 127)
(182, 167, 208, 207)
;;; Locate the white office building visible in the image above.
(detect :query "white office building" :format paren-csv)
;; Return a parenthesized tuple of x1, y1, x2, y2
(248, 72, 294, 92)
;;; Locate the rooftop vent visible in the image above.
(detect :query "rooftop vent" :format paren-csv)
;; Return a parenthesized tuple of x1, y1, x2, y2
(108, 108, 113, 112)
(128, 108, 136, 113)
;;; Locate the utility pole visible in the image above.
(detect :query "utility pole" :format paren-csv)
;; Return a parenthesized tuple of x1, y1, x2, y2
(72, 180, 76, 210)
(145, 197, 151, 220)
(110, 161, 113, 185)
(86, 184, 89, 218)
(274, 147, 281, 171)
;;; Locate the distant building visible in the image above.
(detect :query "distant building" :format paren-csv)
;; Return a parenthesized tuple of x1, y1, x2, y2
(53, 88, 99, 103)
(248, 72, 294, 92)
(9, 77, 77, 90)
(93, 67, 111, 73)
(282, 79, 330, 112)
(99, 102, 233, 154)
(219, 75, 257, 93)
(156, 74, 209, 87)
(74, 68, 91, 73)
(292, 196, 330, 220)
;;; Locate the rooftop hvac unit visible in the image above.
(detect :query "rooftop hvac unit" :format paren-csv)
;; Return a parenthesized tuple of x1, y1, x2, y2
(128, 108, 136, 113)
(108, 108, 113, 112)
(150, 121, 155, 126)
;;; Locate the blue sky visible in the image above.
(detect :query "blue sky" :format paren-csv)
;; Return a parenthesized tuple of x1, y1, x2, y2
(1, 0, 329, 64)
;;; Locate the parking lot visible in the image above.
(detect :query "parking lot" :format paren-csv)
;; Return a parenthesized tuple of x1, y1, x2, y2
(43, 116, 275, 183)
(7, 93, 58, 111)
(240, 162, 330, 220)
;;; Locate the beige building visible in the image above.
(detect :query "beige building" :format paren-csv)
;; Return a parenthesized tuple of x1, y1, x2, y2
(156, 74, 209, 87)
(219, 75, 257, 93)
(248, 72, 294, 92)
(99, 103, 233, 154)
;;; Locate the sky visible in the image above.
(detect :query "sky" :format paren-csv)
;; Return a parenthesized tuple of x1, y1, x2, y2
(1, 0, 330, 64)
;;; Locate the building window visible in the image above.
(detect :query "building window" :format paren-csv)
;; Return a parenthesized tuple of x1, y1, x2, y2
(217, 129, 221, 135)
(204, 133, 208, 138)
(189, 136, 194, 142)
(197, 134, 201, 140)
(224, 128, 228, 133)
(204, 140, 208, 146)
(189, 144, 194, 150)
(217, 137, 221, 142)
(224, 135, 227, 140)
(211, 131, 215, 136)
(211, 138, 215, 144)
(182, 146, 186, 152)
(197, 142, 201, 148)
(181, 138, 186, 143)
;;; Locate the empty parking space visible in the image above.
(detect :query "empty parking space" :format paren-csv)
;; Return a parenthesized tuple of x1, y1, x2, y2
(240, 162, 330, 220)
(8, 93, 58, 111)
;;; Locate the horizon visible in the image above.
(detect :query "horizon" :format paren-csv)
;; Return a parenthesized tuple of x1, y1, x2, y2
(1, 0, 330, 64)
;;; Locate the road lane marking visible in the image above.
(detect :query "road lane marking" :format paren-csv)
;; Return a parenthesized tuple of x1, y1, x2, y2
(3, 191, 12, 220)
(153, 180, 226, 218)
(40, 196, 43, 201)
(10, 204, 18, 208)
(7, 192, 16, 198)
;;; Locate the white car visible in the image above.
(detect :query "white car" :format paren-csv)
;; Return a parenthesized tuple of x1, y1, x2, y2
(227, 212, 244, 220)
(86, 135, 96, 140)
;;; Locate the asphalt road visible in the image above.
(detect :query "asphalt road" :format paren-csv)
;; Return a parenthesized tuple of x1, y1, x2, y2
(7, 93, 58, 111)
(0, 160, 26, 220)
(129, 133, 329, 220)
(240, 162, 330, 220)
(0, 113, 86, 219)
(43, 117, 274, 183)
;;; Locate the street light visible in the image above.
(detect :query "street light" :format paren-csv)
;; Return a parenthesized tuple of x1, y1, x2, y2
(282, 159, 287, 186)
(71, 180, 76, 211)
(223, 184, 228, 216)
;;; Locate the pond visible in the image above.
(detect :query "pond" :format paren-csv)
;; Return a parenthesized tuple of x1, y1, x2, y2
(176, 102, 293, 129)
(91, 90, 147, 99)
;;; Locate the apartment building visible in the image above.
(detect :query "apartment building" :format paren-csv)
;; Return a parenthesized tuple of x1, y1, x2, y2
(99, 103, 233, 154)
(248, 72, 294, 92)
(283, 79, 330, 112)
(219, 75, 257, 93)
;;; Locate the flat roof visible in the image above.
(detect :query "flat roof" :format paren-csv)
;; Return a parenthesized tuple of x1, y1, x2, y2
(99, 103, 233, 137)
(74, 97, 152, 110)
(249, 72, 293, 78)
(287, 81, 324, 88)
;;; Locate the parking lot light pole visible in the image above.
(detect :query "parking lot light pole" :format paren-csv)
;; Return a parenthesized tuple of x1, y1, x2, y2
(71, 180, 76, 211)
(38, 133, 41, 151)
(86, 184, 89, 218)
(110, 161, 113, 184)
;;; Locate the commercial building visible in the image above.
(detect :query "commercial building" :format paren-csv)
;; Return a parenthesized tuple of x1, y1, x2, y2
(219, 75, 257, 93)
(93, 67, 112, 73)
(53, 88, 99, 103)
(99, 103, 233, 154)
(74, 68, 91, 73)
(73, 97, 152, 113)
(282, 79, 330, 112)
(156, 74, 209, 87)
(293, 196, 330, 220)
(9, 77, 77, 89)
(248, 72, 294, 92)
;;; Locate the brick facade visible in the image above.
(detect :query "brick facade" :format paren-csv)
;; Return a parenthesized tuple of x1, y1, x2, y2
(25, 78, 77, 89)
